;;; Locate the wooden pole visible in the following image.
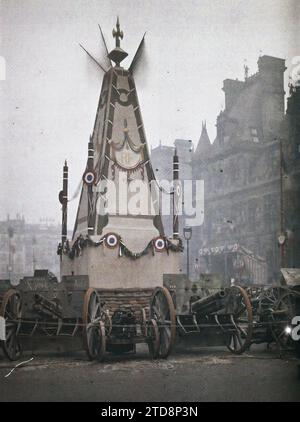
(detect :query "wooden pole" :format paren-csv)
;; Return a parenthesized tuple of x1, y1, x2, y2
(61, 160, 68, 244)
(173, 148, 179, 239)
(87, 138, 94, 236)
(279, 139, 285, 268)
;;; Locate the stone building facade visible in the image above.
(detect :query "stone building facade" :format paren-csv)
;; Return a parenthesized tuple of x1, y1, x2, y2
(152, 55, 299, 284)
(192, 56, 286, 283)
(0, 215, 61, 283)
(151, 139, 194, 273)
(281, 82, 300, 269)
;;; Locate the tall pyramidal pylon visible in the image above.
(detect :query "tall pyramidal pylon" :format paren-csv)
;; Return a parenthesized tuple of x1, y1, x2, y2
(60, 19, 182, 289)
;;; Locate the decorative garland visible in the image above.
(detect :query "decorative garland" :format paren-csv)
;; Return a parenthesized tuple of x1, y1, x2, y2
(112, 159, 146, 175)
(57, 233, 183, 261)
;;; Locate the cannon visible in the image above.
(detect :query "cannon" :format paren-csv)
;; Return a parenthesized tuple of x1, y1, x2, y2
(246, 269, 300, 356)
(190, 290, 227, 315)
(163, 274, 253, 354)
(0, 271, 175, 361)
(165, 268, 299, 358)
(0, 271, 91, 360)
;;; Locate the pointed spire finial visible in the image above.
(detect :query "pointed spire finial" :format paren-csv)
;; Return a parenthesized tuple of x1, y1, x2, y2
(112, 16, 124, 48)
(195, 120, 211, 156)
(244, 59, 249, 80)
(109, 17, 128, 66)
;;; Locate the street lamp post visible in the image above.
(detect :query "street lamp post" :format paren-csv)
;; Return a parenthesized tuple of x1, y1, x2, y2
(183, 227, 192, 280)
(276, 137, 287, 269)
(32, 236, 37, 273)
(279, 139, 285, 268)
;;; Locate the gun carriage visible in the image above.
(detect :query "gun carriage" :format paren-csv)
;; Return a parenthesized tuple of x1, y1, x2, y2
(1, 20, 181, 363)
(0, 271, 97, 361)
(3, 20, 299, 365)
(0, 270, 176, 361)
(164, 274, 253, 354)
(163, 270, 300, 357)
(246, 269, 300, 356)
(2, 268, 299, 362)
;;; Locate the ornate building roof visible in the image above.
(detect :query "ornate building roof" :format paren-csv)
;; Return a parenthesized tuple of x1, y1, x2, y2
(194, 121, 211, 158)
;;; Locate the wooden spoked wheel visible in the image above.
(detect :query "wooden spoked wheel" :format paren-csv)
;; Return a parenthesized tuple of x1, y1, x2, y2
(0, 289, 22, 361)
(271, 291, 298, 349)
(140, 307, 147, 337)
(147, 318, 160, 359)
(150, 286, 176, 358)
(82, 288, 106, 361)
(97, 321, 106, 362)
(225, 286, 253, 355)
(262, 287, 283, 303)
(101, 310, 112, 337)
(257, 286, 285, 313)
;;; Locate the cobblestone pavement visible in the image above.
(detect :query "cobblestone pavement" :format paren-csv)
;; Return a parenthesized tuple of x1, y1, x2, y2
(0, 345, 299, 402)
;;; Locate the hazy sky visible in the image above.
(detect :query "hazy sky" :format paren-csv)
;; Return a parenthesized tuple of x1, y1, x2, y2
(0, 0, 299, 225)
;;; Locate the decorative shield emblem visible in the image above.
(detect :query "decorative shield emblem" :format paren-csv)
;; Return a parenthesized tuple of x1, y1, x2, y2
(278, 234, 286, 245)
(110, 119, 144, 171)
(114, 148, 141, 170)
(83, 170, 96, 186)
(175, 183, 181, 197)
(153, 237, 165, 252)
(105, 233, 119, 249)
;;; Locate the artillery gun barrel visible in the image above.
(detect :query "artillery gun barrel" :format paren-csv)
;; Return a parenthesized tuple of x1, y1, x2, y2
(191, 290, 227, 315)
(33, 293, 63, 318)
